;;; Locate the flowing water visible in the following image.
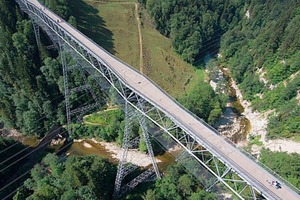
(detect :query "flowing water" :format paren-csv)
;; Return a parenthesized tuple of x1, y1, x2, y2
(5, 56, 251, 170)
(4, 131, 178, 172)
(6, 134, 39, 147)
(219, 68, 251, 143)
(68, 140, 176, 171)
(204, 55, 250, 143)
(67, 140, 115, 161)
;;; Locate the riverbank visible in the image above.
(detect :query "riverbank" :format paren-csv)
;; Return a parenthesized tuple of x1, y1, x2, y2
(73, 138, 162, 167)
(230, 79, 269, 142)
(230, 79, 300, 155)
(207, 62, 300, 155)
(209, 67, 250, 146)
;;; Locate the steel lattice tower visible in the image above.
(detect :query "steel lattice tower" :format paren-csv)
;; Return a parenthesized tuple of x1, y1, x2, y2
(15, 1, 300, 199)
(113, 101, 161, 199)
(29, 2, 161, 197)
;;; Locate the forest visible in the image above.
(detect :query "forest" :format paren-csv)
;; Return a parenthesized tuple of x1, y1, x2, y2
(219, 0, 300, 139)
(141, 0, 245, 64)
(9, 153, 216, 200)
(142, 0, 300, 139)
(0, 0, 300, 199)
(0, 0, 223, 199)
(0, 0, 225, 137)
(13, 154, 116, 199)
(0, 0, 101, 137)
(0, 0, 65, 136)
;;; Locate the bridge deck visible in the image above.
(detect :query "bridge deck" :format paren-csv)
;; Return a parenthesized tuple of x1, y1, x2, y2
(28, 0, 299, 199)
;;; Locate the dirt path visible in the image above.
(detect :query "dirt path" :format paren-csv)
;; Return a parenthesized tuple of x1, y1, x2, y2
(134, 3, 144, 73)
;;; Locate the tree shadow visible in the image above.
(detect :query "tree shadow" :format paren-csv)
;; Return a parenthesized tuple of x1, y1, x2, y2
(69, 0, 115, 54)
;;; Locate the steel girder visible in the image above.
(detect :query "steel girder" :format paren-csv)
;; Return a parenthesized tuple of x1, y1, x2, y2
(16, 1, 265, 199)
(113, 100, 161, 199)
(32, 21, 41, 48)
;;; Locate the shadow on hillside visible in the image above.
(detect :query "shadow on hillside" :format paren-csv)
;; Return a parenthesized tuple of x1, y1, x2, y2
(69, 0, 115, 54)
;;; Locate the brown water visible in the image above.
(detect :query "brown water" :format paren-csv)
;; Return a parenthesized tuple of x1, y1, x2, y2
(9, 135, 39, 147)
(68, 140, 176, 171)
(220, 68, 251, 143)
(9, 133, 176, 172)
(67, 140, 115, 161)
(22, 137, 39, 146)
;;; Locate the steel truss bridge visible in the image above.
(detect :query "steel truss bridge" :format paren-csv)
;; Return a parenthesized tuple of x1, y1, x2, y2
(15, 0, 300, 199)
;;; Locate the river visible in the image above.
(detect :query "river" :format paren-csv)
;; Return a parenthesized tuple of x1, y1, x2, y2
(1, 128, 181, 173)
(68, 139, 176, 171)
(3, 56, 251, 169)
(219, 68, 251, 143)
(206, 57, 251, 145)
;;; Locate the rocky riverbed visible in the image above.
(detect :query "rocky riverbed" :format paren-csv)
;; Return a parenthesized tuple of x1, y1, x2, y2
(208, 63, 300, 155)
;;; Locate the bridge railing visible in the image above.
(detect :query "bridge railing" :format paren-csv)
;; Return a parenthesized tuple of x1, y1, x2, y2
(29, 0, 299, 195)
(93, 38, 300, 194)
(91, 32, 300, 195)
(238, 146, 300, 194)
(102, 41, 300, 194)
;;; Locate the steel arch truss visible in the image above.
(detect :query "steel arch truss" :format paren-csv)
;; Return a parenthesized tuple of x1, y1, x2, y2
(60, 43, 102, 134)
(16, 1, 264, 199)
(113, 101, 161, 199)
(129, 101, 262, 199)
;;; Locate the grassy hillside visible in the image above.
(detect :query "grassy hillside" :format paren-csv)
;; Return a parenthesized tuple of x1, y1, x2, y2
(82, 1, 140, 69)
(69, 0, 203, 98)
(140, 7, 204, 96)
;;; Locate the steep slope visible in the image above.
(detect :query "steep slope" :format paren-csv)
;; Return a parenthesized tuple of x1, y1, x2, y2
(220, 0, 300, 139)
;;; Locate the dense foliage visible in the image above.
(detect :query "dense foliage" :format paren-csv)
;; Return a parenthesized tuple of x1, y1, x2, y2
(144, 0, 300, 139)
(71, 109, 125, 142)
(0, 136, 53, 199)
(13, 154, 116, 199)
(142, 164, 217, 200)
(180, 82, 227, 125)
(142, 0, 245, 63)
(0, 0, 96, 137)
(38, 0, 78, 27)
(0, 0, 66, 136)
(221, 1, 300, 85)
(220, 0, 300, 139)
(38, 0, 70, 19)
(260, 149, 300, 189)
(0, 138, 27, 194)
(1, 0, 299, 199)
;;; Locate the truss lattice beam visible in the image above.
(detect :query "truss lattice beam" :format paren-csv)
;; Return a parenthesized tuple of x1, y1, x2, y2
(16, 1, 297, 199)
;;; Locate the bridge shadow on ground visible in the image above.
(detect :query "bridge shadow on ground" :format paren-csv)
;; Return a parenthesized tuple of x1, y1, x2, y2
(69, 0, 115, 54)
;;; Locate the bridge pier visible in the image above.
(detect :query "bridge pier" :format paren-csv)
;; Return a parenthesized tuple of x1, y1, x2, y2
(113, 101, 161, 199)
(16, 1, 300, 199)
(59, 42, 103, 136)
(32, 20, 41, 48)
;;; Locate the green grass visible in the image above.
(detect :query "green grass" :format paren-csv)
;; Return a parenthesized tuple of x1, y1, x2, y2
(69, 0, 115, 53)
(293, 135, 300, 142)
(139, 7, 203, 97)
(84, 109, 122, 125)
(91, 2, 140, 68)
(184, 68, 206, 95)
(69, 0, 140, 67)
(71, 0, 203, 98)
